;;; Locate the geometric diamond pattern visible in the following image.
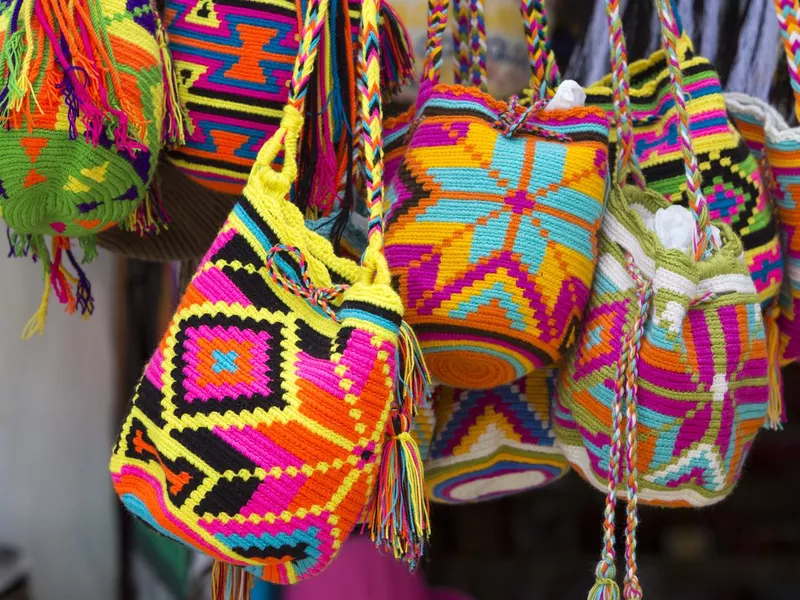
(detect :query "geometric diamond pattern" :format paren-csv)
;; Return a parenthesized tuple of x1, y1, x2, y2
(110, 196, 403, 584)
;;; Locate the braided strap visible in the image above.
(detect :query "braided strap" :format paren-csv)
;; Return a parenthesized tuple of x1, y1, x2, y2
(528, 0, 560, 93)
(359, 0, 388, 268)
(774, 0, 800, 121)
(604, 0, 645, 187)
(620, 255, 652, 600)
(453, 0, 487, 90)
(656, 0, 715, 260)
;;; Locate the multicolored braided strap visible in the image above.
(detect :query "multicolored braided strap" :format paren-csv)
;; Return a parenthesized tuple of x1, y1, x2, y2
(557, 2, 770, 599)
(424, 368, 569, 504)
(110, 0, 431, 588)
(383, 0, 610, 391)
(0, 0, 183, 329)
(727, 92, 800, 369)
(584, 36, 784, 309)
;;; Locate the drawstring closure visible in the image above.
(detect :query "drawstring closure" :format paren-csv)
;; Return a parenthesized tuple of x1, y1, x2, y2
(588, 253, 652, 600)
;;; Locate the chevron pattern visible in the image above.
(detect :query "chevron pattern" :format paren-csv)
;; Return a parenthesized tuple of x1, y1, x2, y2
(555, 187, 770, 508)
(424, 368, 569, 504)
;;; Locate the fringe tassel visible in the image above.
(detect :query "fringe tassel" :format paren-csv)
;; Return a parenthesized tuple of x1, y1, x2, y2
(764, 302, 785, 429)
(120, 178, 170, 236)
(378, 1, 415, 98)
(367, 321, 432, 567)
(20, 234, 51, 339)
(11, 234, 95, 338)
(587, 564, 621, 600)
(153, 2, 187, 147)
(211, 562, 254, 600)
(397, 321, 433, 416)
(367, 410, 430, 568)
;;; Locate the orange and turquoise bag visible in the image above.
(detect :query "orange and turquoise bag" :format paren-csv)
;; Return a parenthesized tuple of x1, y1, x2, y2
(110, 0, 431, 588)
(383, 0, 610, 391)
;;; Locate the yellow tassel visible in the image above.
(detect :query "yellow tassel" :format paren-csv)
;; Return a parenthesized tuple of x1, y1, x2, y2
(21, 280, 50, 339)
(764, 302, 784, 430)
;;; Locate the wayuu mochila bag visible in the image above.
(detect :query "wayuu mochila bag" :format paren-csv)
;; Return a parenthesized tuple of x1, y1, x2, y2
(0, 0, 184, 330)
(110, 0, 432, 589)
(164, 0, 414, 211)
(424, 367, 569, 504)
(554, 1, 770, 597)
(383, 0, 610, 391)
(725, 0, 800, 367)
(727, 91, 800, 369)
(582, 20, 784, 317)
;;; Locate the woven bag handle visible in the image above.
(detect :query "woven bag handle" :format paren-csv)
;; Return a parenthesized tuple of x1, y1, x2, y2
(359, 0, 389, 275)
(450, 0, 560, 97)
(656, 0, 716, 260)
(603, 0, 645, 188)
(453, 0, 488, 90)
(421, 0, 557, 97)
(774, 0, 800, 121)
(247, 0, 331, 199)
(247, 0, 389, 281)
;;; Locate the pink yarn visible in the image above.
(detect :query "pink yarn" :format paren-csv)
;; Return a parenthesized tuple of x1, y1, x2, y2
(283, 536, 473, 600)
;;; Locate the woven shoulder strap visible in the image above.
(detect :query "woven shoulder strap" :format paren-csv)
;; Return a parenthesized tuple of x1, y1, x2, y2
(422, 0, 558, 98)
(245, 0, 389, 282)
(774, 0, 800, 121)
(656, 0, 716, 260)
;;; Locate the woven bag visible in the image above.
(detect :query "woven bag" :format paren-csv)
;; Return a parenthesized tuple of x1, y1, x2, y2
(425, 367, 569, 504)
(726, 92, 800, 368)
(0, 0, 183, 326)
(164, 0, 414, 205)
(383, 0, 610, 391)
(583, 38, 784, 312)
(555, 2, 769, 597)
(110, 0, 432, 588)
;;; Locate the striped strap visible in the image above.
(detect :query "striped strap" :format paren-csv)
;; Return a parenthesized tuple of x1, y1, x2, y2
(360, 0, 389, 266)
(774, 0, 800, 121)
(656, 0, 715, 260)
(452, 0, 488, 90)
(422, 0, 559, 96)
(605, 0, 645, 187)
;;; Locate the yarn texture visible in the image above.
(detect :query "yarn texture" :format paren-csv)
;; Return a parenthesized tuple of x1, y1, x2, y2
(0, 0, 168, 238)
(383, 0, 610, 390)
(425, 368, 569, 504)
(726, 92, 800, 366)
(555, 186, 770, 507)
(584, 37, 784, 308)
(110, 0, 428, 583)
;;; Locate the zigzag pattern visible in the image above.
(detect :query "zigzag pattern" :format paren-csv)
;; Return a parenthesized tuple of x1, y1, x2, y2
(425, 369, 569, 504)
(164, 0, 300, 194)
